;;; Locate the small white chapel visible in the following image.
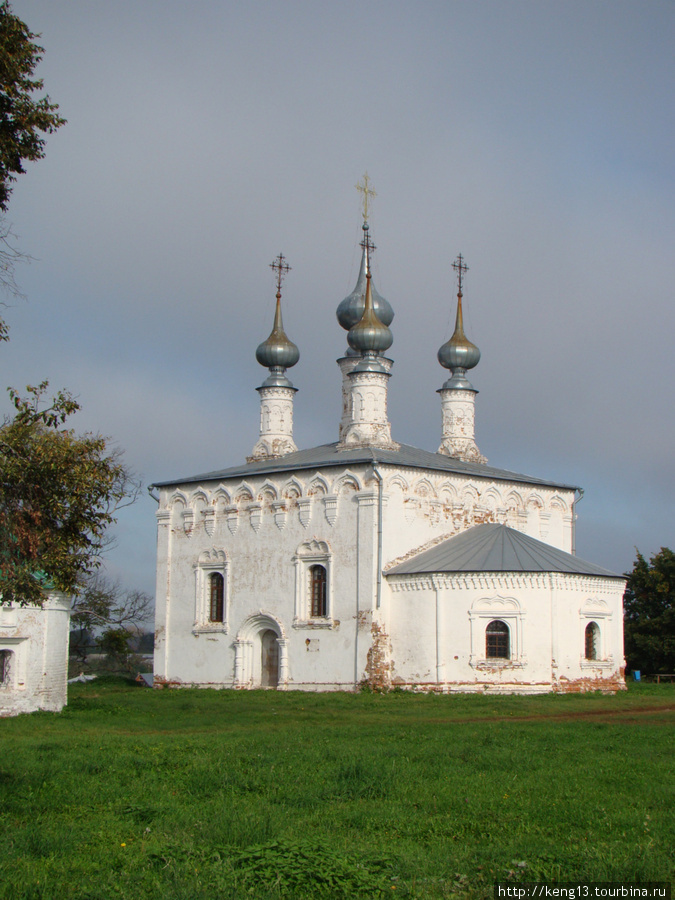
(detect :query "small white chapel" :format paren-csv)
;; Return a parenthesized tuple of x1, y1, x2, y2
(151, 184, 626, 694)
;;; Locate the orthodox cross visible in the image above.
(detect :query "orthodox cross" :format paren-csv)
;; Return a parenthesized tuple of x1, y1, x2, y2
(360, 226, 376, 257)
(270, 253, 291, 297)
(452, 253, 469, 295)
(355, 172, 376, 222)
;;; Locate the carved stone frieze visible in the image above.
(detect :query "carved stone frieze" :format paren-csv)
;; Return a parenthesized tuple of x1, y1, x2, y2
(323, 495, 338, 526)
(272, 501, 287, 530)
(225, 506, 239, 535)
(249, 504, 262, 532)
(298, 498, 312, 529)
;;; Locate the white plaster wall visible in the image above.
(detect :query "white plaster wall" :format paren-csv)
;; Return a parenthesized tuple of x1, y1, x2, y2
(155, 466, 378, 690)
(379, 467, 575, 575)
(153, 460, 593, 695)
(386, 573, 625, 693)
(0, 593, 71, 716)
(551, 575, 626, 690)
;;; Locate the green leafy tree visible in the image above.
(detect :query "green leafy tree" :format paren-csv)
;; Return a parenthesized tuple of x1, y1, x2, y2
(0, 1, 65, 332)
(97, 628, 133, 669)
(623, 547, 675, 675)
(0, 382, 140, 606)
(70, 572, 153, 666)
(0, 1, 65, 212)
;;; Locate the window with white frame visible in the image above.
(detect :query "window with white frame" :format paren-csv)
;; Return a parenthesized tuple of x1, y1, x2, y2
(193, 549, 229, 633)
(580, 599, 612, 667)
(469, 596, 524, 668)
(293, 540, 333, 626)
(0, 650, 11, 686)
(585, 622, 599, 660)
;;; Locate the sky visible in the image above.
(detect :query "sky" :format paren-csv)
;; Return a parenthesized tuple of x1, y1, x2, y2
(3, 0, 674, 600)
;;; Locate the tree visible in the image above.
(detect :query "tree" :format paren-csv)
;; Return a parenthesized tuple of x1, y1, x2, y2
(0, 382, 140, 606)
(70, 572, 153, 666)
(97, 627, 134, 669)
(0, 1, 65, 327)
(623, 547, 675, 675)
(0, 2, 65, 212)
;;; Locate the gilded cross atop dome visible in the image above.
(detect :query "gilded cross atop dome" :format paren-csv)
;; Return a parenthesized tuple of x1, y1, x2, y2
(356, 172, 376, 223)
(336, 175, 393, 339)
(270, 252, 291, 298)
(452, 253, 469, 296)
(360, 223, 376, 265)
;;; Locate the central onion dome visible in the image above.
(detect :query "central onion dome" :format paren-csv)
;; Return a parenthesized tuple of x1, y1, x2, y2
(348, 273, 393, 372)
(337, 223, 394, 355)
(438, 290, 480, 390)
(256, 293, 299, 387)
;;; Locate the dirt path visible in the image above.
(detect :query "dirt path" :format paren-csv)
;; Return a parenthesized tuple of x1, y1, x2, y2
(429, 704, 675, 725)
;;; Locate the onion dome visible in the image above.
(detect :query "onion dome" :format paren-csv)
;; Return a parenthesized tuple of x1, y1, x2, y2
(337, 223, 394, 340)
(256, 293, 299, 387)
(438, 290, 480, 390)
(348, 273, 393, 373)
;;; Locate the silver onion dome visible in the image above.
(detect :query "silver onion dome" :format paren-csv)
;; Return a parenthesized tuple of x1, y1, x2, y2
(438, 291, 480, 390)
(256, 294, 300, 386)
(348, 273, 393, 371)
(337, 223, 394, 337)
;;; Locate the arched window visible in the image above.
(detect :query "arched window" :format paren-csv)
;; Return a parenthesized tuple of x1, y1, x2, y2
(486, 620, 510, 659)
(0, 650, 11, 685)
(209, 572, 224, 623)
(585, 622, 599, 660)
(310, 565, 327, 618)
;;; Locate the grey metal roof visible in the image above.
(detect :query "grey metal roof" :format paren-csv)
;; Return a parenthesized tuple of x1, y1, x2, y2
(386, 523, 621, 578)
(151, 442, 580, 492)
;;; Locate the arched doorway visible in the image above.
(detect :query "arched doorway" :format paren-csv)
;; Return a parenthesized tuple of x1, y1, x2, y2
(234, 614, 287, 689)
(261, 629, 279, 688)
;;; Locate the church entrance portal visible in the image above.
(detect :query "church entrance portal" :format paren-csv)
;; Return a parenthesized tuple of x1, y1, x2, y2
(261, 629, 279, 688)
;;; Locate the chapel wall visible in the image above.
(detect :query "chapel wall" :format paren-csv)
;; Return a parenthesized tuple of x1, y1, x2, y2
(386, 573, 625, 693)
(156, 466, 377, 689)
(379, 468, 576, 572)
(0, 593, 71, 716)
(550, 575, 626, 692)
(387, 574, 555, 692)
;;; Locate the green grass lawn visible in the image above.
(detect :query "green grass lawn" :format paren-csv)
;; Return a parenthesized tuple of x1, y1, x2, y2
(1, 681, 673, 899)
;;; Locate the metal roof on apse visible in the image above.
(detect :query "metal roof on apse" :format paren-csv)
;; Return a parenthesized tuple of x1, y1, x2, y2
(386, 524, 621, 578)
(151, 442, 580, 492)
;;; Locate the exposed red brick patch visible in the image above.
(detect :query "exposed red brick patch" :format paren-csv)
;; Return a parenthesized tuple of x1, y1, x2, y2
(364, 621, 393, 690)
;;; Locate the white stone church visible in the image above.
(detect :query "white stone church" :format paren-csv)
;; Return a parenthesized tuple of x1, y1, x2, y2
(151, 206, 626, 694)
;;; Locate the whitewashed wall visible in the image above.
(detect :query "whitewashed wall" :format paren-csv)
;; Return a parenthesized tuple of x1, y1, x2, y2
(155, 465, 378, 690)
(153, 460, 620, 694)
(386, 573, 625, 693)
(0, 593, 71, 715)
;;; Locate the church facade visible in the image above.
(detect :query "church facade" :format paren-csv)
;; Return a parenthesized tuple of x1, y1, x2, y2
(151, 214, 626, 694)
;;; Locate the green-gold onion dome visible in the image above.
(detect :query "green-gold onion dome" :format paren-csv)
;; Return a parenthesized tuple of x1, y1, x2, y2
(347, 275, 393, 355)
(337, 224, 394, 331)
(438, 293, 480, 372)
(256, 296, 300, 369)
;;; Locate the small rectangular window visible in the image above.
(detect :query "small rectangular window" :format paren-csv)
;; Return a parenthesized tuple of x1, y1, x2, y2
(0, 650, 11, 684)
(209, 573, 224, 623)
(310, 565, 327, 618)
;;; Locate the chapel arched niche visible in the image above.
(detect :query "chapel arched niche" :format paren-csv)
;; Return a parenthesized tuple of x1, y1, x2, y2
(234, 613, 288, 690)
